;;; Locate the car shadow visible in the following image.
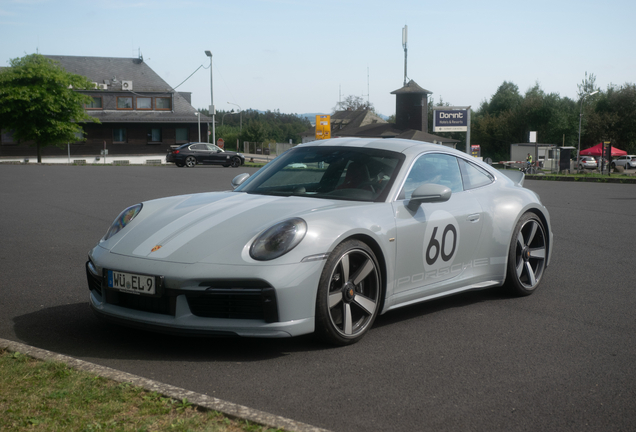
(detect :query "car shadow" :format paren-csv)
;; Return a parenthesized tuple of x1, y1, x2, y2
(12, 287, 512, 362)
(12, 303, 320, 362)
(372, 285, 513, 329)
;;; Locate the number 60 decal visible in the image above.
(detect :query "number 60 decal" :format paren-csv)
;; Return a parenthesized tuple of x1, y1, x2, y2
(426, 224, 458, 266)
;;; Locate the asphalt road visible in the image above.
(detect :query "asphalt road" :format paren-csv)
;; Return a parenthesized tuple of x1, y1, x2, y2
(1, 164, 635, 432)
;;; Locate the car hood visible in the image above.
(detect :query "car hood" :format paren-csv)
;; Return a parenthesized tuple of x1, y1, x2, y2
(103, 192, 369, 265)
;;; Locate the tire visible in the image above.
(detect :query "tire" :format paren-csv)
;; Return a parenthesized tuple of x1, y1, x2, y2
(315, 239, 381, 345)
(505, 213, 547, 296)
(185, 156, 197, 168)
(230, 156, 241, 168)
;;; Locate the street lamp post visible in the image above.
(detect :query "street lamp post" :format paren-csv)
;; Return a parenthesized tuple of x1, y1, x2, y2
(205, 50, 215, 145)
(577, 90, 599, 173)
(195, 112, 201, 142)
(227, 102, 242, 131)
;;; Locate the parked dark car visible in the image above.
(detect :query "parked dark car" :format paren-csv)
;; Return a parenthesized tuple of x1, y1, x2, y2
(166, 142, 245, 168)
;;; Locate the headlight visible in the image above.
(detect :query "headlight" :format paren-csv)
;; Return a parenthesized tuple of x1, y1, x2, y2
(102, 204, 143, 241)
(250, 218, 307, 261)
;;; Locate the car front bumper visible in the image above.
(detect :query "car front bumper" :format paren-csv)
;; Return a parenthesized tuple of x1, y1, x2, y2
(87, 247, 325, 338)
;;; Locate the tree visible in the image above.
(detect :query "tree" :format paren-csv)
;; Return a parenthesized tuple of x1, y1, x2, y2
(0, 54, 99, 162)
(577, 72, 599, 98)
(333, 95, 375, 113)
(229, 109, 310, 145)
(215, 124, 241, 151)
(587, 83, 636, 153)
(485, 81, 523, 116)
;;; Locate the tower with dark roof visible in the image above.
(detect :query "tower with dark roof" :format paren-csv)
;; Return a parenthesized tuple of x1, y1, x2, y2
(391, 80, 432, 133)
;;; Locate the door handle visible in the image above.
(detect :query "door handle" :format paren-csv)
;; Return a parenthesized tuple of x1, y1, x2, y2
(467, 214, 480, 223)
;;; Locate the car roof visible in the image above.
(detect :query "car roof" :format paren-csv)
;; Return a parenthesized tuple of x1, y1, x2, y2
(298, 137, 461, 156)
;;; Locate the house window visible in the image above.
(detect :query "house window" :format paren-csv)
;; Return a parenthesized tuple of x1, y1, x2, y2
(113, 128, 127, 143)
(117, 97, 133, 110)
(1, 129, 16, 145)
(156, 97, 171, 110)
(149, 128, 162, 143)
(137, 97, 152, 110)
(176, 128, 188, 142)
(85, 97, 102, 109)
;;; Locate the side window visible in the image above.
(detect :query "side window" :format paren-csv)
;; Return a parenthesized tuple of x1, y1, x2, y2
(399, 153, 463, 200)
(458, 158, 494, 190)
(190, 144, 205, 151)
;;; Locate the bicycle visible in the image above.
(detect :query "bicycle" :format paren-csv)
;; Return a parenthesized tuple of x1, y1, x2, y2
(520, 164, 538, 175)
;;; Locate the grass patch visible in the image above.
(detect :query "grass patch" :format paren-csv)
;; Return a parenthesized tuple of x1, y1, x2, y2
(516, 170, 636, 184)
(0, 348, 284, 432)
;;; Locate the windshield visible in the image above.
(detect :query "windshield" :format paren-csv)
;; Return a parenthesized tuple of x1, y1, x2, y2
(235, 146, 404, 202)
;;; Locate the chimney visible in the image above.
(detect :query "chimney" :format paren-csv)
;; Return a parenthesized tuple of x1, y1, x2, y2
(391, 80, 432, 132)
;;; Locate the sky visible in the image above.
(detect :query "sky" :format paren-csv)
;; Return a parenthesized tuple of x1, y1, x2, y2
(1, 0, 635, 118)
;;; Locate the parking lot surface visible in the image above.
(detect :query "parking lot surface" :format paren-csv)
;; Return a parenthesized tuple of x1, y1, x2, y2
(1, 164, 635, 432)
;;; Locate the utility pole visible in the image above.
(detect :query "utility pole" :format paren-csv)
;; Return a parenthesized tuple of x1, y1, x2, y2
(205, 50, 215, 145)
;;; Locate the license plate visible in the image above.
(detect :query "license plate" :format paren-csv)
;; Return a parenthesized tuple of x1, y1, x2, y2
(107, 270, 156, 295)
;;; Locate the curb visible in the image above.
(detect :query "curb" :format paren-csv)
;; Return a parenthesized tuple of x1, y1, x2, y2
(525, 174, 636, 184)
(0, 338, 331, 432)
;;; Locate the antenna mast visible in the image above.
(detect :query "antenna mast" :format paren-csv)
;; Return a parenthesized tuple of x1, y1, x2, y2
(362, 67, 370, 107)
(367, 67, 370, 106)
(402, 25, 408, 86)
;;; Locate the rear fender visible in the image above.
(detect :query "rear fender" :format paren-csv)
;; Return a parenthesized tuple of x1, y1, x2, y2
(498, 169, 524, 186)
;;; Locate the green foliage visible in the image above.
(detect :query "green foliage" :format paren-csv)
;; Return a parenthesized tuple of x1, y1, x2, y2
(215, 124, 241, 151)
(215, 109, 310, 145)
(578, 72, 599, 98)
(470, 75, 636, 161)
(333, 94, 375, 113)
(485, 81, 523, 116)
(0, 53, 99, 162)
(587, 83, 636, 154)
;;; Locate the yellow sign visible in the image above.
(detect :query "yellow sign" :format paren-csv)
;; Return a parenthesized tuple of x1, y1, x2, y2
(315, 115, 331, 140)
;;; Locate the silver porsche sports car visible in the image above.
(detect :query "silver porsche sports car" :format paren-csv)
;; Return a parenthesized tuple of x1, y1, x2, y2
(87, 138, 552, 345)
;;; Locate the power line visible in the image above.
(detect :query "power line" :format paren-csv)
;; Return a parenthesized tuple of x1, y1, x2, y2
(173, 63, 210, 90)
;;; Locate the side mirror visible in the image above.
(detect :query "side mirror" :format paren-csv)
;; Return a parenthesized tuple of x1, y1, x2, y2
(231, 173, 250, 190)
(407, 184, 452, 211)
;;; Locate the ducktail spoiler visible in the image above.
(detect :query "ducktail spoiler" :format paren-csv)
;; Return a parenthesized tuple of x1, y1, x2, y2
(498, 169, 525, 187)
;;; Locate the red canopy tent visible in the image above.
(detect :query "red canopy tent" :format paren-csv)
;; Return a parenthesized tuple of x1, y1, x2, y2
(580, 143, 627, 156)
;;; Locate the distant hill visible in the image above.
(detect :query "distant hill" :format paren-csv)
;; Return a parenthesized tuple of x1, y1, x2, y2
(246, 111, 390, 125)
(299, 113, 328, 125)
(299, 112, 390, 124)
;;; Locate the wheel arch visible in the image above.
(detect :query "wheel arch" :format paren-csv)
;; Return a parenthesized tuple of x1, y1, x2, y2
(525, 207, 551, 266)
(341, 233, 388, 313)
(501, 206, 552, 284)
